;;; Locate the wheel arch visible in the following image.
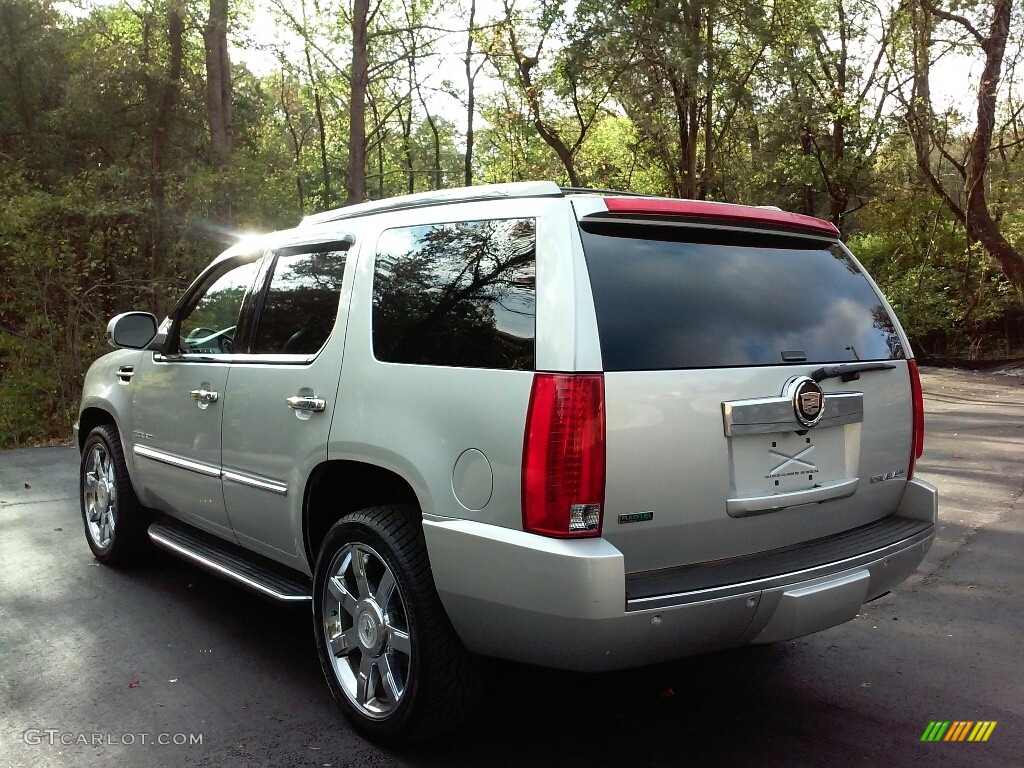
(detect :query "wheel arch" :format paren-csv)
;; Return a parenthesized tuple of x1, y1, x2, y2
(303, 460, 421, 569)
(78, 406, 118, 452)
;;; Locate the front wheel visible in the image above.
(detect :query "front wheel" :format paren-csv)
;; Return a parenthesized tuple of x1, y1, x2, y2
(313, 506, 482, 745)
(80, 424, 148, 564)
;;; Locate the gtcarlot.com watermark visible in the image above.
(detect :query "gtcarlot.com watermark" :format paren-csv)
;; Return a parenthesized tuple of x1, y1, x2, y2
(23, 729, 203, 747)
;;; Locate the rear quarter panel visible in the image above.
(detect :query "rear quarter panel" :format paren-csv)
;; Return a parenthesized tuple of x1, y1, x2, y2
(326, 197, 582, 530)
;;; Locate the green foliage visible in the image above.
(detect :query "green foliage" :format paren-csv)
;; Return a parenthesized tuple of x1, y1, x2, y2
(847, 173, 1024, 357)
(2, 0, 1024, 447)
(0, 170, 150, 445)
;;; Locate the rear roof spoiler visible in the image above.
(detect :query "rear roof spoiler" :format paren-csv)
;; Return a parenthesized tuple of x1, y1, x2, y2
(600, 197, 840, 237)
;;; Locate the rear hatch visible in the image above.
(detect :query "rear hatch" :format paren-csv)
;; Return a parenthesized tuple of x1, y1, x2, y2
(573, 198, 914, 575)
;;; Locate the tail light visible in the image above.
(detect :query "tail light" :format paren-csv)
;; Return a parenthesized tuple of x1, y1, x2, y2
(908, 359, 925, 479)
(522, 373, 606, 537)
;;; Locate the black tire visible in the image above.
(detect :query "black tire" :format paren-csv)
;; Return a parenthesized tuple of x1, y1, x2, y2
(312, 505, 483, 746)
(79, 424, 149, 565)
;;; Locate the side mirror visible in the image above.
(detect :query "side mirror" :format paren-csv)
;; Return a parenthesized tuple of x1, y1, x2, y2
(107, 312, 158, 350)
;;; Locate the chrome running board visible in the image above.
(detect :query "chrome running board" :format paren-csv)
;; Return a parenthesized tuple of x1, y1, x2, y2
(148, 521, 312, 603)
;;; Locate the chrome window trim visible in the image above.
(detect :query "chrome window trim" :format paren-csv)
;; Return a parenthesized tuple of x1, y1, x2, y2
(150, 352, 318, 366)
(224, 353, 318, 366)
(134, 444, 221, 478)
(722, 391, 863, 437)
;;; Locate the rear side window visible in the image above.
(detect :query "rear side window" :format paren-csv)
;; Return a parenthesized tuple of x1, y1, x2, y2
(579, 223, 904, 371)
(251, 248, 348, 355)
(372, 218, 536, 369)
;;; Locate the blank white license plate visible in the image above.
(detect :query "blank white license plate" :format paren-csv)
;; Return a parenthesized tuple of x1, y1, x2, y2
(728, 426, 850, 498)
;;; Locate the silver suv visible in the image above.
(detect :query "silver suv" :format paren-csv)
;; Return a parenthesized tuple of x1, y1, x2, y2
(76, 182, 938, 744)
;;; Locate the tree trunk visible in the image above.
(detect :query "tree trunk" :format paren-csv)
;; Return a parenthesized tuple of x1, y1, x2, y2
(829, 0, 849, 227)
(404, 43, 415, 195)
(464, 0, 477, 187)
(345, 0, 370, 206)
(204, 0, 232, 167)
(204, 0, 232, 222)
(299, 0, 331, 208)
(800, 124, 815, 216)
(699, 9, 713, 200)
(505, 12, 580, 186)
(667, 68, 696, 198)
(416, 85, 443, 190)
(148, 1, 184, 318)
(278, 71, 306, 212)
(914, 0, 1024, 288)
(962, 0, 1024, 287)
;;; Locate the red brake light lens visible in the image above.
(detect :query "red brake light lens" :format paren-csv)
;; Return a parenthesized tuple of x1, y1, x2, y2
(522, 373, 606, 538)
(908, 359, 925, 479)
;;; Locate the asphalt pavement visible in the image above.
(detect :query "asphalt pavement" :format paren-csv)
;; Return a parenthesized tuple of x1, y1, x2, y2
(1, 367, 1021, 767)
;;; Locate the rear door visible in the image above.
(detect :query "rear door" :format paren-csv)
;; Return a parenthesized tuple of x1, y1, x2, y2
(572, 198, 913, 573)
(221, 238, 355, 566)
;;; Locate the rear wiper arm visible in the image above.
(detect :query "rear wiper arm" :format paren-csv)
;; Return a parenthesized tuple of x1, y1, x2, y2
(811, 362, 897, 383)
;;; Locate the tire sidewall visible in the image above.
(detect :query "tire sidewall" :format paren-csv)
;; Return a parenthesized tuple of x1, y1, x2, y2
(80, 428, 117, 560)
(312, 513, 423, 742)
(80, 424, 143, 564)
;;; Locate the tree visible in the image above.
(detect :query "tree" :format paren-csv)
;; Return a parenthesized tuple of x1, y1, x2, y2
(493, 0, 623, 187)
(345, 0, 371, 205)
(905, 0, 1024, 288)
(204, 0, 233, 172)
(204, 0, 233, 222)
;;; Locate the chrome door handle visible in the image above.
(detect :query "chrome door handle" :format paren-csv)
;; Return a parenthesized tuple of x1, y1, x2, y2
(286, 395, 326, 413)
(189, 389, 219, 403)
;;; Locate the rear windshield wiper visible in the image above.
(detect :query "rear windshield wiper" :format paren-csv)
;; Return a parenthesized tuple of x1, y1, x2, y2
(811, 362, 897, 383)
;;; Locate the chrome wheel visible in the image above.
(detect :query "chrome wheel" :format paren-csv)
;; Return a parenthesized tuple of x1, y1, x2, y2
(83, 443, 117, 549)
(322, 542, 412, 719)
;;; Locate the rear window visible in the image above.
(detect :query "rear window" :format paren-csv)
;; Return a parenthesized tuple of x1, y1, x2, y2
(579, 222, 904, 371)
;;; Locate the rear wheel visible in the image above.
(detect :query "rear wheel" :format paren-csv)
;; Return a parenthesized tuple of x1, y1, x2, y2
(80, 424, 148, 564)
(313, 506, 482, 745)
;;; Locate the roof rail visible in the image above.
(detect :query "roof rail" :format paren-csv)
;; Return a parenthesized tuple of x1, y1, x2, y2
(300, 181, 563, 227)
(560, 187, 659, 198)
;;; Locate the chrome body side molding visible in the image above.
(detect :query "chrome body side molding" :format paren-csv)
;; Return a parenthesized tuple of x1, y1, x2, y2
(222, 469, 288, 496)
(134, 444, 220, 478)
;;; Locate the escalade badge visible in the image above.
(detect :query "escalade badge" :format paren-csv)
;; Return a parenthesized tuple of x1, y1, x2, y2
(787, 376, 826, 428)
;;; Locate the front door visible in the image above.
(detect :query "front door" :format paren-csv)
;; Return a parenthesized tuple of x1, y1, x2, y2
(131, 255, 263, 539)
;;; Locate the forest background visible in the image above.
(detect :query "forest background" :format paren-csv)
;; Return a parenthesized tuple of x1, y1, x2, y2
(1, 0, 1022, 445)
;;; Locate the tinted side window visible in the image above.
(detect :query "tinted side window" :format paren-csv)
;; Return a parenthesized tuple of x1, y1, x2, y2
(580, 223, 904, 371)
(251, 249, 348, 355)
(372, 218, 536, 370)
(179, 259, 261, 354)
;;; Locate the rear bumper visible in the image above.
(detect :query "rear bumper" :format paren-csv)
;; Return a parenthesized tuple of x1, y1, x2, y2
(423, 479, 937, 671)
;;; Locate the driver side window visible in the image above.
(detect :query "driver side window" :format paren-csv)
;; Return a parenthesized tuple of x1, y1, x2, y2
(179, 260, 262, 354)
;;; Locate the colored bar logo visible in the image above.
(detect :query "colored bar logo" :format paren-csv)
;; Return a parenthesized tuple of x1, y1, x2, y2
(921, 721, 997, 742)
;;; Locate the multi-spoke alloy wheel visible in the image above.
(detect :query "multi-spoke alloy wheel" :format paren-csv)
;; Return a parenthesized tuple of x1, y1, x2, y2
(312, 506, 483, 745)
(79, 423, 147, 564)
(322, 542, 412, 719)
(83, 442, 117, 549)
